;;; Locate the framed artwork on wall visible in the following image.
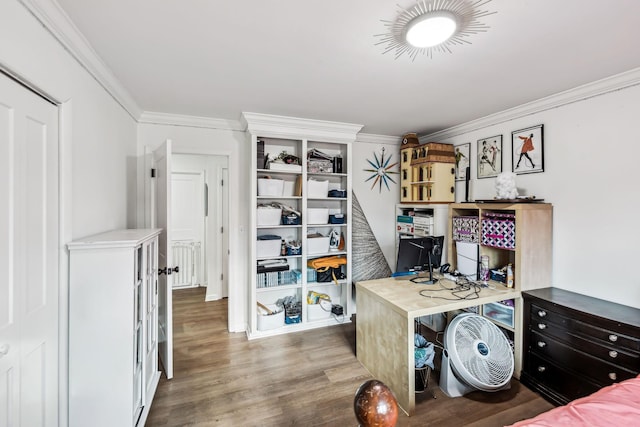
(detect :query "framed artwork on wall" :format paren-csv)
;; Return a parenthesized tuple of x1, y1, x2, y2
(477, 135, 502, 179)
(454, 142, 470, 181)
(512, 124, 544, 174)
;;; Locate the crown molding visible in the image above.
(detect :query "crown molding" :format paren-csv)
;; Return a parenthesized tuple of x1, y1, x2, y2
(241, 112, 363, 142)
(139, 111, 244, 131)
(424, 66, 640, 141)
(356, 133, 401, 145)
(20, 0, 142, 119)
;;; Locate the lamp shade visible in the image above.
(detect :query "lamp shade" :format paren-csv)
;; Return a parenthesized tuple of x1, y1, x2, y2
(405, 11, 457, 48)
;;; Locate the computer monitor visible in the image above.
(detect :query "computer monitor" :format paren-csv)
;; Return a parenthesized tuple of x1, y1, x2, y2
(395, 235, 444, 273)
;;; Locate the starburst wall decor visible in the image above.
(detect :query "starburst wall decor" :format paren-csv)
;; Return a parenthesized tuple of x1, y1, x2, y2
(364, 147, 399, 192)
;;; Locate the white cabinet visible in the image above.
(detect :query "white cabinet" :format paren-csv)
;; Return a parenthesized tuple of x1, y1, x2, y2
(68, 228, 162, 427)
(242, 112, 362, 339)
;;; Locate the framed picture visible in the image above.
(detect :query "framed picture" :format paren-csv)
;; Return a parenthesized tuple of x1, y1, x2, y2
(454, 143, 471, 181)
(477, 135, 502, 179)
(512, 124, 544, 174)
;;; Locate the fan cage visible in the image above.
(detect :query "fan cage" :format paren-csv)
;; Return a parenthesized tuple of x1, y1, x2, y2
(445, 313, 514, 391)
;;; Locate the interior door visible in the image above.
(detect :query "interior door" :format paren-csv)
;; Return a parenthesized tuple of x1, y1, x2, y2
(0, 72, 59, 425)
(153, 140, 173, 379)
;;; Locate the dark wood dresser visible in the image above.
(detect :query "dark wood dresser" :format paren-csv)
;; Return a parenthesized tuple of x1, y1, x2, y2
(521, 287, 640, 406)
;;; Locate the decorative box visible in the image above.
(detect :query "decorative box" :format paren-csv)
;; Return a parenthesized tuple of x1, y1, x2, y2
(308, 160, 333, 174)
(481, 212, 516, 249)
(397, 222, 414, 234)
(452, 216, 479, 243)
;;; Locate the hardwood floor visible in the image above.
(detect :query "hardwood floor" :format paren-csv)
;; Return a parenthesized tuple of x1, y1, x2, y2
(146, 287, 553, 426)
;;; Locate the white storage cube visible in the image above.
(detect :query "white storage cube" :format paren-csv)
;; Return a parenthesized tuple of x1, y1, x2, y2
(258, 178, 284, 196)
(308, 304, 332, 321)
(307, 236, 330, 254)
(307, 208, 329, 224)
(307, 179, 329, 198)
(257, 305, 285, 331)
(256, 207, 282, 226)
(256, 238, 282, 258)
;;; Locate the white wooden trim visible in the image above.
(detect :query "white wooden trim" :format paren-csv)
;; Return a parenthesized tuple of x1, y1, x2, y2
(423, 66, 640, 141)
(139, 111, 244, 131)
(241, 112, 363, 142)
(356, 133, 402, 146)
(19, 0, 142, 119)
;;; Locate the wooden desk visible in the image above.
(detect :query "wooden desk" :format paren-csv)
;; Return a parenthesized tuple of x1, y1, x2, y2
(356, 275, 519, 416)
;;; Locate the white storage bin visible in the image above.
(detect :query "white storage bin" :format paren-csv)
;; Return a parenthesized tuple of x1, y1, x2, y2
(307, 208, 329, 224)
(256, 207, 282, 226)
(307, 236, 330, 254)
(256, 238, 282, 258)
(308, 303, 332, 321)
(482, 301, 515, 328)
(307, 179, 329, 198)
(257, 305, 285, 331)
(258, 178, 284, 196)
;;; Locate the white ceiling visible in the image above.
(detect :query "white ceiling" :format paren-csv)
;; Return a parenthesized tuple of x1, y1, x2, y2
(56, 0, 640, 136)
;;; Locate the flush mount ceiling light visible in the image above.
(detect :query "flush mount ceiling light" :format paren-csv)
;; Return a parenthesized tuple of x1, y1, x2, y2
(375, 0, 495, 60)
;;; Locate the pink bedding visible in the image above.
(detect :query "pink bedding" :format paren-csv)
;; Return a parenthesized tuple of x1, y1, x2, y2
(508, 375, 640, 427)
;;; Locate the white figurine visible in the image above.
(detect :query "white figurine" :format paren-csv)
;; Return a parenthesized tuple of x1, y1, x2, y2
(495, 172, 518, 199)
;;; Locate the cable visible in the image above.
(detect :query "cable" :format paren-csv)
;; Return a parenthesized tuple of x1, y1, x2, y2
(418, 276, 483, 301)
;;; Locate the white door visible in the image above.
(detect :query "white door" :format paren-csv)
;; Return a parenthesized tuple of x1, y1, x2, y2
(153, 140, 173, 379)
(0, 72, 59, 425)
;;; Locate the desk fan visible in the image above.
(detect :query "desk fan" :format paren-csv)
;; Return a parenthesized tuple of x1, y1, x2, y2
(440, 313, 514, 397)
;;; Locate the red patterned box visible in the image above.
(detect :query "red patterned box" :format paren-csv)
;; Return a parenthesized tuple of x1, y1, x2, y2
(452, 216, 479, 243)
(481, 212, 515, 249)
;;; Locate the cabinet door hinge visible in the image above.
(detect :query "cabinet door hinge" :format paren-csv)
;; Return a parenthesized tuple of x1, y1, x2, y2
(220, 273, 224, 281)
(150, 168, 156, 178)
(221, 179, 224, 186)
(221, 226, 224, 234)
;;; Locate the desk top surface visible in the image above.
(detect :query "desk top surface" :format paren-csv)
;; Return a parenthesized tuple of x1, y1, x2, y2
(356, 275, 519, 318)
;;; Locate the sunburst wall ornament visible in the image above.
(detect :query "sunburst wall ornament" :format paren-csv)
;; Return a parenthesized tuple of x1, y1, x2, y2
(375, 0, 496, 60)
(364, 147, 399, 192)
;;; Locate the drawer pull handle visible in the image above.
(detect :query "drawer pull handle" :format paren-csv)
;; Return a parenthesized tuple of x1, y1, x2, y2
(537, 310, 547, 317)
(537, 366, 546, 373)
(537, 323, 547, 330)
(609, 350, 618, 358)
(608, 334, 618, 342)
(537, 341, 546, 348)
(609, 372, 617, 381)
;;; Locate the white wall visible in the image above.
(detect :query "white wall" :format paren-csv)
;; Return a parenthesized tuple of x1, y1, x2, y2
(352, 138, 401, 269)
(426, 82, 640, 309)
(137, 122, 249, 332)
(0, 0, 138, 238)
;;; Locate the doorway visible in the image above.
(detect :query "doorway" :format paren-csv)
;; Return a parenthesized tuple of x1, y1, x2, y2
(171, 154, 229, 301)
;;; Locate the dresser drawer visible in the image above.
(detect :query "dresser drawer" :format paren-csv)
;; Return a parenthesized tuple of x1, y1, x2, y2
(530, 321, 640, 372)
(526, 352, 601, 402)
(530, 330, 638, 386)
(531, 303, 640, 353)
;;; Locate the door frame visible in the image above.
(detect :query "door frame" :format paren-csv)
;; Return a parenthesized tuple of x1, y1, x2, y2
(145, 146, 238, 332)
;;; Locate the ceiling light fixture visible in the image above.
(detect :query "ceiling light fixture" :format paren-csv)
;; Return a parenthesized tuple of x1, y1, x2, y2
(376, 0, 495, 60)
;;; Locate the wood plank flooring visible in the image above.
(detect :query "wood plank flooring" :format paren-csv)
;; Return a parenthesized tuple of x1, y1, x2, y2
(146, 287, 553, 426)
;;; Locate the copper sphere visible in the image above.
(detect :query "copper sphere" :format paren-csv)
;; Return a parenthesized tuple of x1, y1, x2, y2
(354, 379, 399, 427)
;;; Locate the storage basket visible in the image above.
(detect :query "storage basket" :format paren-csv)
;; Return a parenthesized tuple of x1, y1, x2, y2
(307, 179, 329, 198)
(307, 236, 330, 254)
(257, 207, 282, 226)
(257, 178, 284, 196)
(452, 216, 480, 243)
(281, 213, 301, 225)
(328, 189, 346, 198)
(308, 303, 332, 321)
(329, 214, 345, 224)
(481, 212, 515, 249)
(284, 301, 302, 324)
(256, 235, 281, 258)
(307, 208, 329, 224)
(256, 304, 284, 331)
